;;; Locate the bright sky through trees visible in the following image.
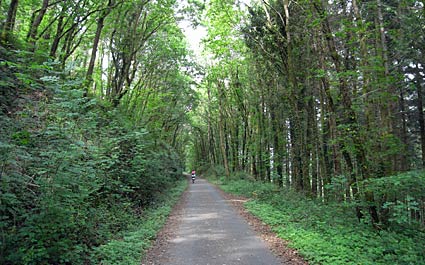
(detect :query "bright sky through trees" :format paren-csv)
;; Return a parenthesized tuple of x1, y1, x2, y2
(179, 20, 206, 57)
(178, 0, 252, 58)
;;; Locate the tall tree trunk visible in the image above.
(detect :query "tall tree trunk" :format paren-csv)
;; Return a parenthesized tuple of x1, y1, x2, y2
(50, 14, 64, 57)
(218, 82, 230, 178)
(242, 117, 248, 170)
(376, 0, 390, 78)
(310, 94, 319, 197)
(271, 108, 283, 186)
(252, 153, 258, 180)
(224, 121, 231, 172)
(290, 116, 303, 190)
(2, 0, 19, 42)
(207, 83, 216, 167)
(27, 0, 49, 45)
(314, 1, 376, 222)
(376, 0, 399, 174)
(285, 136, 291, 187)
(231, 122, 238, 172)
(85, 0, 114, 95)
(208, 119, 215, 166)
(282, 0, 305, 191)
(315, 29, 340, 180)
(318, 84, 328, 199)
(259, 90, 266, 180)
(302, 102, 311, 193)
(416, 70, 425, 167)
(397, 87, 409, 171)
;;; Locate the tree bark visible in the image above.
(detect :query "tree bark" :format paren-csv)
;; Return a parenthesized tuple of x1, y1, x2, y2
(27, 0, 49, 44)
(207, 84, 216, 167)
(416, 70, 425, 167)
(2, 0, 19, 42)
(50, 13, 64, 57)
(310, 92, 319, 197)
(314, 0, 375, 221)
(271, 107, 283, 186)
(85, 0, 114, 95)
(217, 82, 230, 178)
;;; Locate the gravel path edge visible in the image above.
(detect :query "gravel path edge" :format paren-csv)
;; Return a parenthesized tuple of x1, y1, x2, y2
(211, 181, 308, 265)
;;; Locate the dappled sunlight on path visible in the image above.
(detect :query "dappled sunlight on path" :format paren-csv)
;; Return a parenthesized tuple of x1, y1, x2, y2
(154, 178, 283, 265)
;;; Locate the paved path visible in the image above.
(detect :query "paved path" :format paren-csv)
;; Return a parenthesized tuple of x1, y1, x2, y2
(159, 178, 282, 265)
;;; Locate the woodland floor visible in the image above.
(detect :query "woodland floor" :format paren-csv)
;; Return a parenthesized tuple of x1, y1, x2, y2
(142, 177, 307, 265)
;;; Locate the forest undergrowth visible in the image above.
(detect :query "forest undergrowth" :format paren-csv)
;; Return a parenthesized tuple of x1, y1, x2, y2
(92, 179, 187, 264)
(0, 47, 186, 264)
(212, 177, 425, 265)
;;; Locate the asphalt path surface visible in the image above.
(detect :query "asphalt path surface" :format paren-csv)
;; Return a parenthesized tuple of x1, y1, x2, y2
(159, 178, 282, 265)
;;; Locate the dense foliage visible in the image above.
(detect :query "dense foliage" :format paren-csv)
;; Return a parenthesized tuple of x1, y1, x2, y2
(0, 0, 194, 263)
(0, 60, 185, 263)
(93, 180, 187, 264)
(2, 0, 425, 263)
(216, 178, 425, 264)
(188, 0, 425, 262)
(191, 0, 425, 229)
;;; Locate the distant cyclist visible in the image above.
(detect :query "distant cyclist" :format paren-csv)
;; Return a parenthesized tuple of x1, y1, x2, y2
(191, 170, 196, 183)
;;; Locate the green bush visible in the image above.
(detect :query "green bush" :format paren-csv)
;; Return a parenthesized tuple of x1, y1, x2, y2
(92, 180, 187, 264)
(1, 81, 185, 264)
(360, 171, 425, 228)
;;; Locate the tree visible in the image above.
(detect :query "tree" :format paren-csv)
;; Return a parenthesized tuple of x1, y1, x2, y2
(26, 0, 49, 44)
(190, 0, 425, 227)
(85, 0, 115, 94)
(1, 0, 19, 42)
(0, 0, 196, 263)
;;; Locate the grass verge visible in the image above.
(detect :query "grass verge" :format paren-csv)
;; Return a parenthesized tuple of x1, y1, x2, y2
(91, 179, 188, 264)
(213, 178, 425, 265)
